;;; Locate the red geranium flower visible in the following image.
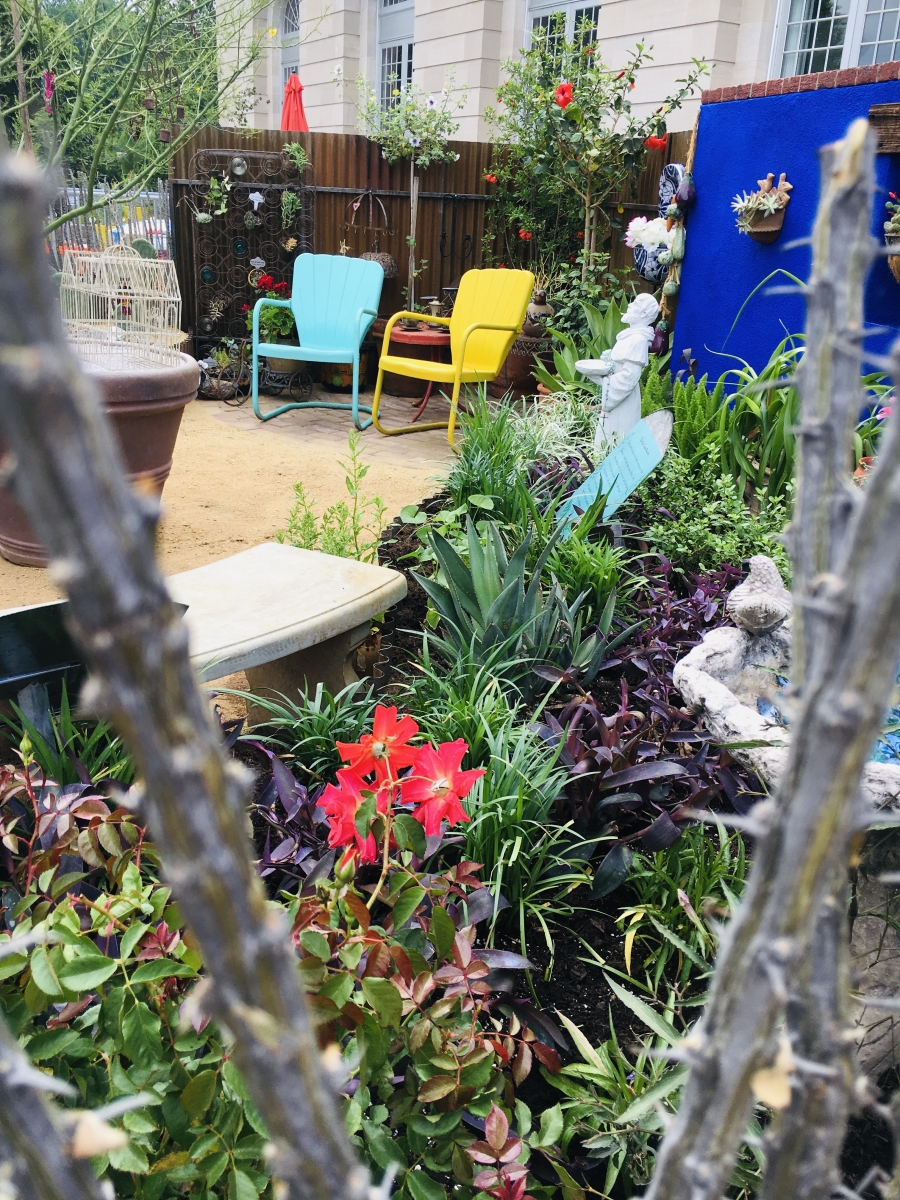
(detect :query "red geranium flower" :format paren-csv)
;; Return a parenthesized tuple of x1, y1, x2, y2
(401, 740, 483, 836)
(318, 768, 390, 863)
(273, 281, 290, 295)
(256, 273, 274, 290)
(336, 704, 420, 781)
(554, 82, 574, 109)
(241, 303, 251, 312)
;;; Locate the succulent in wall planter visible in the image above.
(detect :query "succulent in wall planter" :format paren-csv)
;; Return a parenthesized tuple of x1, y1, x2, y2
(884, 194, 900, 283)
(732, 171, 793, 243)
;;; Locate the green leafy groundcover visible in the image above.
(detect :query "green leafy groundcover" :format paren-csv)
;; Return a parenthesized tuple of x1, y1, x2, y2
(0, 705, 721, 1200)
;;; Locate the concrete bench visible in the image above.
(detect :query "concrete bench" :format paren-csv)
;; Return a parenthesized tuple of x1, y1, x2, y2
(0, 542, 407, 737)
(168, 542, 406, 697)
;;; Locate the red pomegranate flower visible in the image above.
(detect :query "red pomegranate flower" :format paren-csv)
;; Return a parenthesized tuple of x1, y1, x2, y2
(336, 704, 420, 781)
(554, 82, 574, 109)
(318, 768, 390, 863)
(485, 173, 498, 184)
(401, 740, 483, 836)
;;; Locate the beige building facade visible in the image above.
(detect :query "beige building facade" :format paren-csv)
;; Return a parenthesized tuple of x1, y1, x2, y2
(236, 0, 898, 137)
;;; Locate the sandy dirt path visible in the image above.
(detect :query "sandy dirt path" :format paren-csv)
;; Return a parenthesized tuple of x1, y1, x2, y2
(0, 385, 454, 609)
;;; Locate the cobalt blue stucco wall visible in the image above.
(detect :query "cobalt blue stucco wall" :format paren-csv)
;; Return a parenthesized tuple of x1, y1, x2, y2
(672, 82, 900, 381)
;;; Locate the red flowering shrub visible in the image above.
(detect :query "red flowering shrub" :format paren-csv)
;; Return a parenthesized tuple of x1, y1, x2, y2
(485, 173, 498, 184)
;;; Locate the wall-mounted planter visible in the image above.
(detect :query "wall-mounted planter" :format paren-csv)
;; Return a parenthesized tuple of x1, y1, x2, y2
(747, 206, 788, 244)
(734, 171, 793, 244)
(887, 233, 900, 284)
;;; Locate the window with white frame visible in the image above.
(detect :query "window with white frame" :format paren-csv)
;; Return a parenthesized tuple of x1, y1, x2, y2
(283, 0, 300, 34)
(377, 0, 414, 109)
(774, 0, 900, 76)
(526, 3, 600, 48)
(380, 43, 413, 107)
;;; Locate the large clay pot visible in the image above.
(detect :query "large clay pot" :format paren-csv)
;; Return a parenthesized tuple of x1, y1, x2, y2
(489, 336, 553, 400)
(0, 352, 198, 567)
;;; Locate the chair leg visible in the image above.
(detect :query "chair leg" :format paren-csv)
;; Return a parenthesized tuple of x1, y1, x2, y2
(351, 356, 372, 431)
(447, 379, 463, 450)
(251, 345, 263, 420)
(371, 366, 451, 437)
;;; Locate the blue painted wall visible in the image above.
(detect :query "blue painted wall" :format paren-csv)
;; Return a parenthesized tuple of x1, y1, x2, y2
(672, 82, 900, 382)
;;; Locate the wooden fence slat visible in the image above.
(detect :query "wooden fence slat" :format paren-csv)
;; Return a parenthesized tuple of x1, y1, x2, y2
(169, 126, 694, 340)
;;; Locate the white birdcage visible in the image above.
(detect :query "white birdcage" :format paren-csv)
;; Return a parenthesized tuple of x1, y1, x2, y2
(60, 245, 184, 370)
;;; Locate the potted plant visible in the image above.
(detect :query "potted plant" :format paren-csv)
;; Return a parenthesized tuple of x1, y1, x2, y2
(884, 192, 900, 283)
(732, 172, 793, 243)
(243, 273, 298, 371)
(625, 215, 675, 283)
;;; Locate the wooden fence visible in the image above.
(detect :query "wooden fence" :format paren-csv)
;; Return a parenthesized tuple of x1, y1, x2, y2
(169, 126, 691, 344)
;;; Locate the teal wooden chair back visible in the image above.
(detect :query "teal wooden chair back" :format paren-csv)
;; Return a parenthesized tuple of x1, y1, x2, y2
(291, 253, 383, 352)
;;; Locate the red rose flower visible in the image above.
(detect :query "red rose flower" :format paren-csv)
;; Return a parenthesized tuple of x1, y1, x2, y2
(401, 740, 483, 837)
(336, 704, 421, 782)
(554, 82, 574, 109)
(318, 768, 391, 864)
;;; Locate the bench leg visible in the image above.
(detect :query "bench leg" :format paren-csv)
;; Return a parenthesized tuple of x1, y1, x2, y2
(244, 622, 372, 723)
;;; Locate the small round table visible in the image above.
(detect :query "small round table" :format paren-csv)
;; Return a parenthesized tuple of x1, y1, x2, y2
(388, 324, 452, 422)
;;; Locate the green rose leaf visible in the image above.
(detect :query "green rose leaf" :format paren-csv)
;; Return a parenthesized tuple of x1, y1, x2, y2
(130, 959, 197, 984)
(359, 978, 402, 1029)
(58, 952, 118, 993)
(180, 1069, 218, 1119)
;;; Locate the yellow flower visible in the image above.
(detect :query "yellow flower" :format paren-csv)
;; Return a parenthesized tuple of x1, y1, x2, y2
(392, 89, 400, 96)
(268, 26, 277, 36)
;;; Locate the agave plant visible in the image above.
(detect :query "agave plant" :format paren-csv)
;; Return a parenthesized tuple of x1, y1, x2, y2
(412, 517, 628, 697)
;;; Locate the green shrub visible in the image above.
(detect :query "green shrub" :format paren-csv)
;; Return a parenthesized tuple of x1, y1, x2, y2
(672, 373, 724, 460)
(276, 431, 386, 562)
(638, 453, 790, 579)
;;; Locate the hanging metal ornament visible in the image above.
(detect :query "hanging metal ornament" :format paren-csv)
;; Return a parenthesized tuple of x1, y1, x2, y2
(343, 191, 398, 277)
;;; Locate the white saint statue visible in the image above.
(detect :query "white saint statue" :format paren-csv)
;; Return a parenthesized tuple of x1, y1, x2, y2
(575, 293, 661, 455)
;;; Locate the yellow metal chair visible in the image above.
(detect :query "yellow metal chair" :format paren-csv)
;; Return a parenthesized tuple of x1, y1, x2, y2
(371, 268, 535, 447)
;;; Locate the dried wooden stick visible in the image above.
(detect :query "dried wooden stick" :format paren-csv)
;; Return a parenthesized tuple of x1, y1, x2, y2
(646, 118, 898, 1200)
(0, 157, 368, 1200)
(0, 1017, 106, 1200)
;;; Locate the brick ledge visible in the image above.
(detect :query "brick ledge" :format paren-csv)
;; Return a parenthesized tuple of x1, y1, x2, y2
(702, 61, 900, 105)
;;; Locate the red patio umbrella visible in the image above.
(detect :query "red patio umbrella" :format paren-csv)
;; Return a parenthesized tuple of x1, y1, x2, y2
(280, 74, 309, 133)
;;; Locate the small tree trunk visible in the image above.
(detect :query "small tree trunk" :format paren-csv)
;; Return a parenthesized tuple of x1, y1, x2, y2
(581, 186, 591, 282)
(9, 0, 33, 156)
(408, 158, 419, 309)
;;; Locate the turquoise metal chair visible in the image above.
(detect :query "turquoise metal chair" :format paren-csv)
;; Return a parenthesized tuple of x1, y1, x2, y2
(251, 253, 384, 428)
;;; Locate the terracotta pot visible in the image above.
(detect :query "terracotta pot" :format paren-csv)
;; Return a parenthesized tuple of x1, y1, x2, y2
(747, 204, 788, 244)
(265, 338, 301, 374)
(0, 352, 198, 567)
(489, 336, 553, 400)
(887, 234, 900, 284)
(319, 347, 373, 392)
